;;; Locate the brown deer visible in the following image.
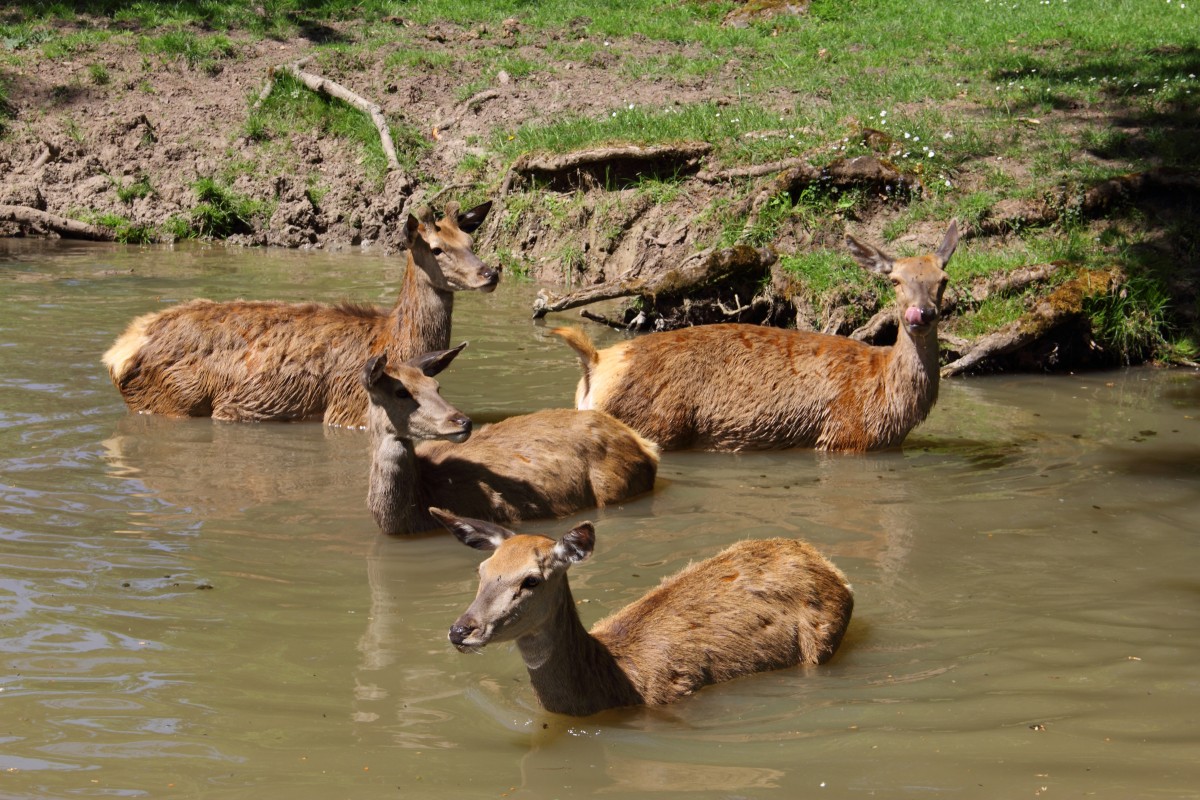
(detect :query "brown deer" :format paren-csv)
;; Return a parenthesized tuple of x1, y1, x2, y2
(553, 222, 959, 452)
(437, 509, 854, 717)
(102, 201, 496, 428)
(362, 347, 658, 535)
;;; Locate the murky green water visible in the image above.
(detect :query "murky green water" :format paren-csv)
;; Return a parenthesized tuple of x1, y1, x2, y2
(2, 238, 1198, 799)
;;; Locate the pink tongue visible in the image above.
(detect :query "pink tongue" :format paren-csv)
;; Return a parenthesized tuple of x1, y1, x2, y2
(904, 307, 925, 325)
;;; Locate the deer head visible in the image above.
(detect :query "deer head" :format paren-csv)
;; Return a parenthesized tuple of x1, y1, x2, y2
(360, 345, 472, 442)
(406, 201, 498, 293)
(434, 509, 595, 652)
(847, 221, 958, 335)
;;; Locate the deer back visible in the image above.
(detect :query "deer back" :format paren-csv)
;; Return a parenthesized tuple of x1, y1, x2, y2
(415, 408, 659, 524)
(591, 538, 853, 704)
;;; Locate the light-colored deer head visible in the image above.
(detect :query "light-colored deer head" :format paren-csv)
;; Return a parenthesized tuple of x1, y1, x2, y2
(407, 201, 498, 293)
(360, 345, 472, 443)
(847, 221, 958, 335)
(436, 509, 595, 652)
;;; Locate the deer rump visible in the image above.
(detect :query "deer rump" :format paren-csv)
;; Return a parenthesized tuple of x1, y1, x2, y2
(106, 298, 394, 423)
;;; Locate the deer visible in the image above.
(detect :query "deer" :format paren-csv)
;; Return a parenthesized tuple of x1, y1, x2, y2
(361, 346, 659, 535)
(552, 222, 960, 452)
(436, 509, 854, 717)
(102, 201, 496, 428)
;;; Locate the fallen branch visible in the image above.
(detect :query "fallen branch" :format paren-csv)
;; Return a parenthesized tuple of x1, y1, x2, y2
(433, 88, 500, 136)
(0, 205, 114, 240)
(533, 244, 776, 319)
(580, 309, 637, 330)
(30, 140, 59, 171)
(254, 57, 403, 173)
(969, 262, 1063, 302)
(422, 182, 472, 208)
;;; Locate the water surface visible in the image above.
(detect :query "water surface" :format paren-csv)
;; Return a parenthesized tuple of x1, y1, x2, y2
(2, 239, 1198, 799)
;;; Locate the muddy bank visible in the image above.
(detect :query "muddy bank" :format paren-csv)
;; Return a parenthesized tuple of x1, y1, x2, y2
(2, 16, 1197, 373)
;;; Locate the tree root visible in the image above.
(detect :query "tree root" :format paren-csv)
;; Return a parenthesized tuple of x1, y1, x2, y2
(941, 268, 1121, 377)
(506, 143, 713, 192)
(532, 244, 776, 318)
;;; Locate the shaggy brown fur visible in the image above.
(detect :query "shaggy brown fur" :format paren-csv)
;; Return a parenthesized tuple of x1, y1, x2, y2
(362, 350, 658, 535)
(102, 202, 495, 427)
(554, 223, 959, 452)
(440, 512, 854, 717)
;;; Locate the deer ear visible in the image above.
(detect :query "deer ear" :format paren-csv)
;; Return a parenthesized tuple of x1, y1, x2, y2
(552, 523, 595, 566)
(846, 235, 895, 276)
(405, 214, 424, 245)
(430, 508, 514, 550)
(407, 342, 467, 377)
(457, 200, 492, 234)
(935, 220, 959, 265)
(361, 354, 388, 389)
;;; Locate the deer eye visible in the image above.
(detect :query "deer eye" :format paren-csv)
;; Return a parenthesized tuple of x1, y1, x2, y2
(431, 246, 444, 256)
(521, 575, 542, 590)
(393, 387, 411, 399)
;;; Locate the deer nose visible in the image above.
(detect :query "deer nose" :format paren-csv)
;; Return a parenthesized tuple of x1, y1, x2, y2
(452, 414, 472, 435)
(481, 267, 499, 285)
(449, 622, 475, 646)
(904, 306, 938, 327)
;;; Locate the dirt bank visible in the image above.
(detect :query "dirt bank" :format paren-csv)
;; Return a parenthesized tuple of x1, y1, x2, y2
(2, 13, 1197, 372)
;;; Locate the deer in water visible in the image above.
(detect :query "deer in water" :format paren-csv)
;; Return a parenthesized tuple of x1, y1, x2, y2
(553, 222, 959, 452)
(102, 201, 495, 427)
(437, 509, 853, 717)
(362, 346, 658, 535)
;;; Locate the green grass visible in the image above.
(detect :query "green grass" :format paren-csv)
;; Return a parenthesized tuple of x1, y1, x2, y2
(496, 102, 801, 166)
(1085, 272, 1171, 364)
(113, 174, 153, 203)
(2, 0, 1195, 364)
(87, 212, 156, 244)
(780, 249, 871, 297)
(0, 73, 11, 136)
(186, 177, 270, 238)
(138, 30, 236, 74)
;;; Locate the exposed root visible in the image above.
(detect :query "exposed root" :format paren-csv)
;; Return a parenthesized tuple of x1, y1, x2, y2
(941, 268, 1121, 377)
(507, 143, 713, 192)
(532, 244, 776, 319)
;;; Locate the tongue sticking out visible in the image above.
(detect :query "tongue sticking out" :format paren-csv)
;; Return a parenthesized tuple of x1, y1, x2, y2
(904, 306, 926, 326)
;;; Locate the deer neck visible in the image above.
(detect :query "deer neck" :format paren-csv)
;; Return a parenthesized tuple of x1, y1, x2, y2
(391, 253, 453, 360)
(366, 420, 420, 535)
(516, 581, 643, 716)
(887, 317, 941, 420)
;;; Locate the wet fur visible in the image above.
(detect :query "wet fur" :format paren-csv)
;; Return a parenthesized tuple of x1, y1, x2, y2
(450, 525, 853, 717)
(552, 224, 957, 452)
(102, 203, 493, 428)
(363, 357, 659, 534)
